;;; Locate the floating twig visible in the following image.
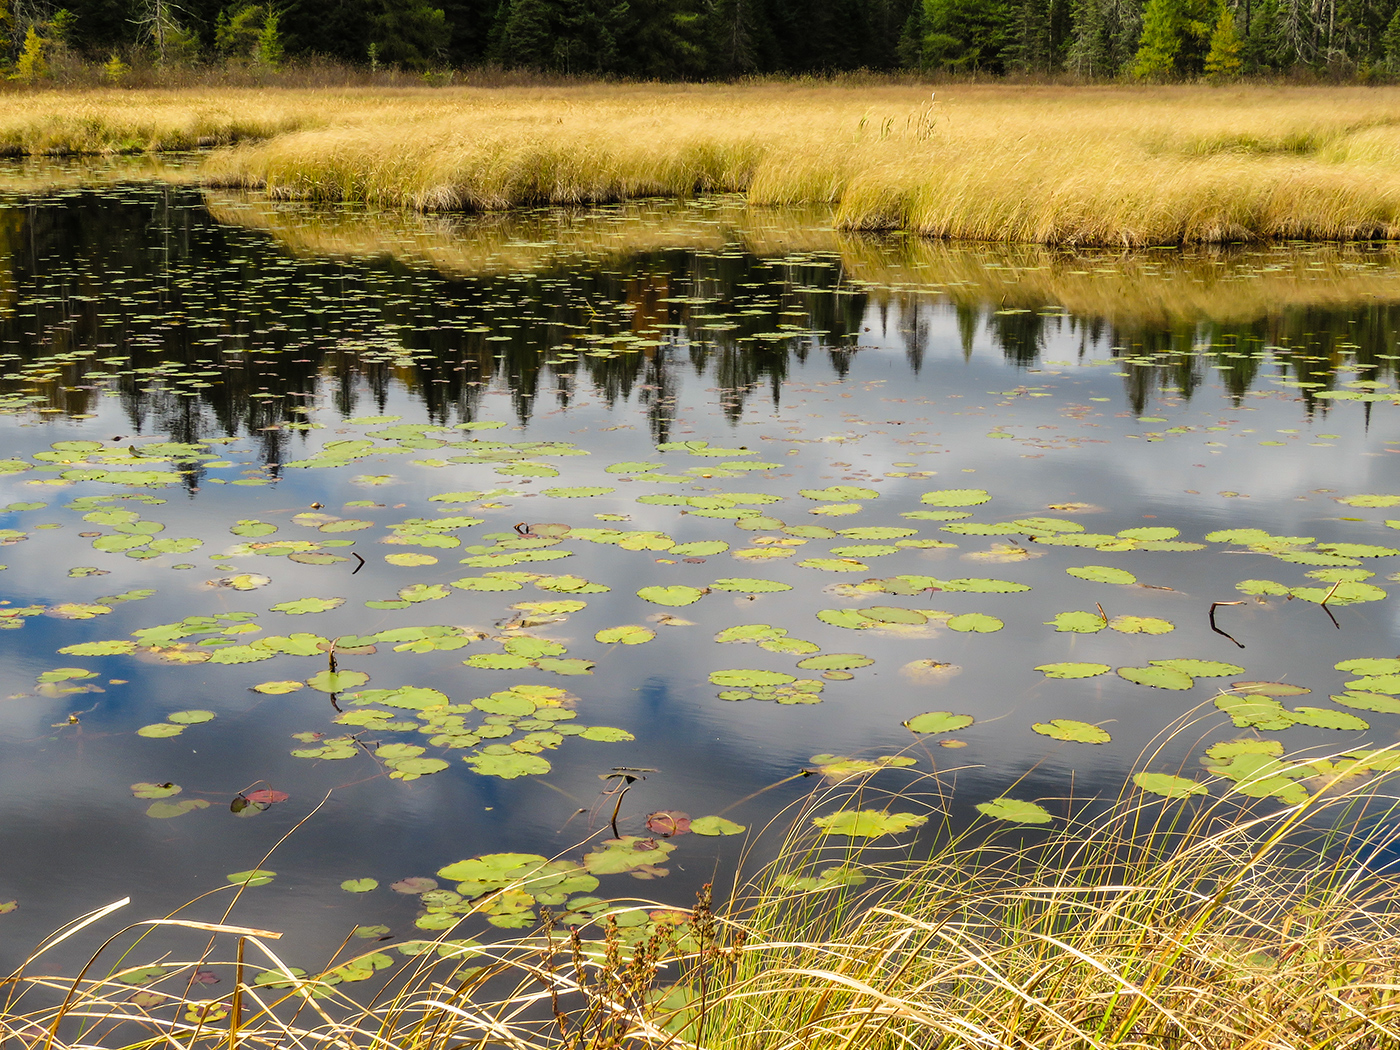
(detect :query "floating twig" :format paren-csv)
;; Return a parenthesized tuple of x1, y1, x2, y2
(1209, 601, 1246, 649)
(351, 552, 366, 574)
(1096, 602, 1108, 624)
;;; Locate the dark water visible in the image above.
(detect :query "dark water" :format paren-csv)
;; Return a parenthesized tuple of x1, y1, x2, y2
(2, 175, 1400, 978)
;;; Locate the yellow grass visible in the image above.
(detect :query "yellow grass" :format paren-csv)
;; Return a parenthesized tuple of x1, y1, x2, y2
(8, 84, 1400, 244)
(193, 82, 1400, 246)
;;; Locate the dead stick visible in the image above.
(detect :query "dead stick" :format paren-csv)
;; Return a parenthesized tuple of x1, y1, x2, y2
(1209, 601, 1246, 649)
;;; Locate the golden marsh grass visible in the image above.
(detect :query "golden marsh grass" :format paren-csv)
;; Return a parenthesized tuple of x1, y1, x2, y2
(190, 82, 1400, 246)
(9, 84, 1400, 244)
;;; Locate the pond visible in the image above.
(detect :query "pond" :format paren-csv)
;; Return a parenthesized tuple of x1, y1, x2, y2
(3, 170, 1400, 978)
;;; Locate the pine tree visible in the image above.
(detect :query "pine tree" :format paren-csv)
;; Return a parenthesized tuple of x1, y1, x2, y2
(895, 0, 923, 65)
(255, 7, 284, 66)
(372, 0, 450, 67)
(1132, 0, 1181, 76)
(1067, 0, 1110, 74)
(496, 0, 554, 66)
(922, 0, 1008, 70)
(1204, 0, 1242, 76)
(1385, 3, 1400, 68)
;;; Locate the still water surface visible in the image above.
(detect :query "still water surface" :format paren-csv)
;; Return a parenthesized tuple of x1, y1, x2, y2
(2, 173, 1400, 972)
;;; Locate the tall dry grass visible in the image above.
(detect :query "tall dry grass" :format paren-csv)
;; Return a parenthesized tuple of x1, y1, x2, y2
(7, 83, 1400, 243)
(8, 721, 1400, 1049)
(191, 82, 1400, 245)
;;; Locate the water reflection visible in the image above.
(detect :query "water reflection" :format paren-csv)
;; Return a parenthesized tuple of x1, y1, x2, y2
(0, 183, 1397, 452)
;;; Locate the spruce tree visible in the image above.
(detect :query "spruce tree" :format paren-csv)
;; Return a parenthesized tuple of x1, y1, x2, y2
(1132, 0, 1180, 76)
(1203, 0, 1242, 76)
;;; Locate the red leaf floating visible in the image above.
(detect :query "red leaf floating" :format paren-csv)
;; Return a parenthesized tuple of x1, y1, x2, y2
(244, 789, 289, 805)
(645, 810, 691, 837)
(192, 970, 220, 985)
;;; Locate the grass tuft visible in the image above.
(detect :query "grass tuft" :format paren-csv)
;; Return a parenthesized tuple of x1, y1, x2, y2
(8, 724, 1400, 1048)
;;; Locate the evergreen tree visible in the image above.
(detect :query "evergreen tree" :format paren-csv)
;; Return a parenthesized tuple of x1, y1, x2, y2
(495, 0, 553, 66)
(922, 0, 1007, 69)
(896, 0, 923, 65)
(621, 0, 707, 78)
(372, 0, 449, 67)
(1005, 0, 1054, 70)
(1386, 2, 1400, 68)
(1067, 0, 1110, 73)
(1132, 0, 1181, 75)
(254, 7, 283, 65)
(1204, 0, 1242, 76)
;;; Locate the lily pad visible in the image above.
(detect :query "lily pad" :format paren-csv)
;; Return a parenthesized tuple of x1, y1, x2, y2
(271, 597, 345, 615)
(637, 585, 706, 606)
(1150, 659, 1245, 678)
(137, 723, 185, 738)
(904, 711, 974, 734)
(1109, 615, 1174, 634)
(167, 710, 215, 725)
(306, 669, 371, 693)
(465, 751, 551, 778)
(796, 653, 874, 671)
(1117, 665, 1194, 690)
(946, 613, 1003, 633)
(226, 869, 276, 887)
(709, 669, 797, 688)
(594, 625, 655, 645)
(975, 798, 1053, 824)
(921, 489, 991, 507)
(689, 815, 746, 836)
(1066, 566, 1137, 585)
(1032, 720, 1111, 743)
(1035, 662, 1111, 679)
(146, 798, 210, 819)
(813, 809, 928, 837)
(1046, 610, 1106, 633)
(711, 578, 792, 593)
(1133, 773, 1208, 799)
(341, 878, 379, 893)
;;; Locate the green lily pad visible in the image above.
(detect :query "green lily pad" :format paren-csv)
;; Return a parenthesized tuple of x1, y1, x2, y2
(1236, 579, 1291, 596)
(341, 878, 379, 892)
(1215, 694, 1294, 730)
(637, 585, 706, 606)
(1133, 773, 1208, 799)
(1336, 657, 1400, 676)
(947, 613, 1003, 633)
(813, 809, 928, 837)
(1330, 692, 1400, 713)
(306, 669, 371, 693)
(1066, 566, 1137, 585)
(1033, 719, 1111, 743)
(271, 597, 345, 615)
(146, 798, 210, 819)
(1288, 706, 1369, 730)
(583, 836, 675, 875)
(57, 639, 137, 656)
(798, 558, 870, 572)
(1117, 665, 1194, 690)
(856, 606, 927, 625)
(131, 782, 181, 798)
(579, 726, 634, 742)
(800, 486, 878, 501)
(1290, 582, 1387, 605)
(689, 816, 746, 836)
(904, 711, 974, 734)
(1035, 662, 1111, 679)
(1046, 610, 1107, 633)
(227, 869, 276, 887)
(594, 625, 655, 645)
(1338, 494, 1400, 507)
(167, 710, 215, 725)
(709, 669, 797, 688)
(711, 578, 792, 593)
(1150, 659, 1245, 677)
(975, 798, 1053, 824)
(796, 653, 874, 671)
(921, 489, 991, 507)
(137, 723, 185, 738)
(465, 752, 551, 778)
(542, 486, 614, 498)
(1109, 615, 1174, 635)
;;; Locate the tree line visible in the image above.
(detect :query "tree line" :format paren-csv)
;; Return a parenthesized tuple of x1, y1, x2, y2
(6, 0, 1400, 80)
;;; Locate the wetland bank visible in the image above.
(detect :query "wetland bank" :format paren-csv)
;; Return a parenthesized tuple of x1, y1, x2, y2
(5, 115, 1400, 1044)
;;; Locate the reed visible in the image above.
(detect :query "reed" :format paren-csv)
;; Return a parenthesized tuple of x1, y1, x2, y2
(7, 718, 1400, 1049)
